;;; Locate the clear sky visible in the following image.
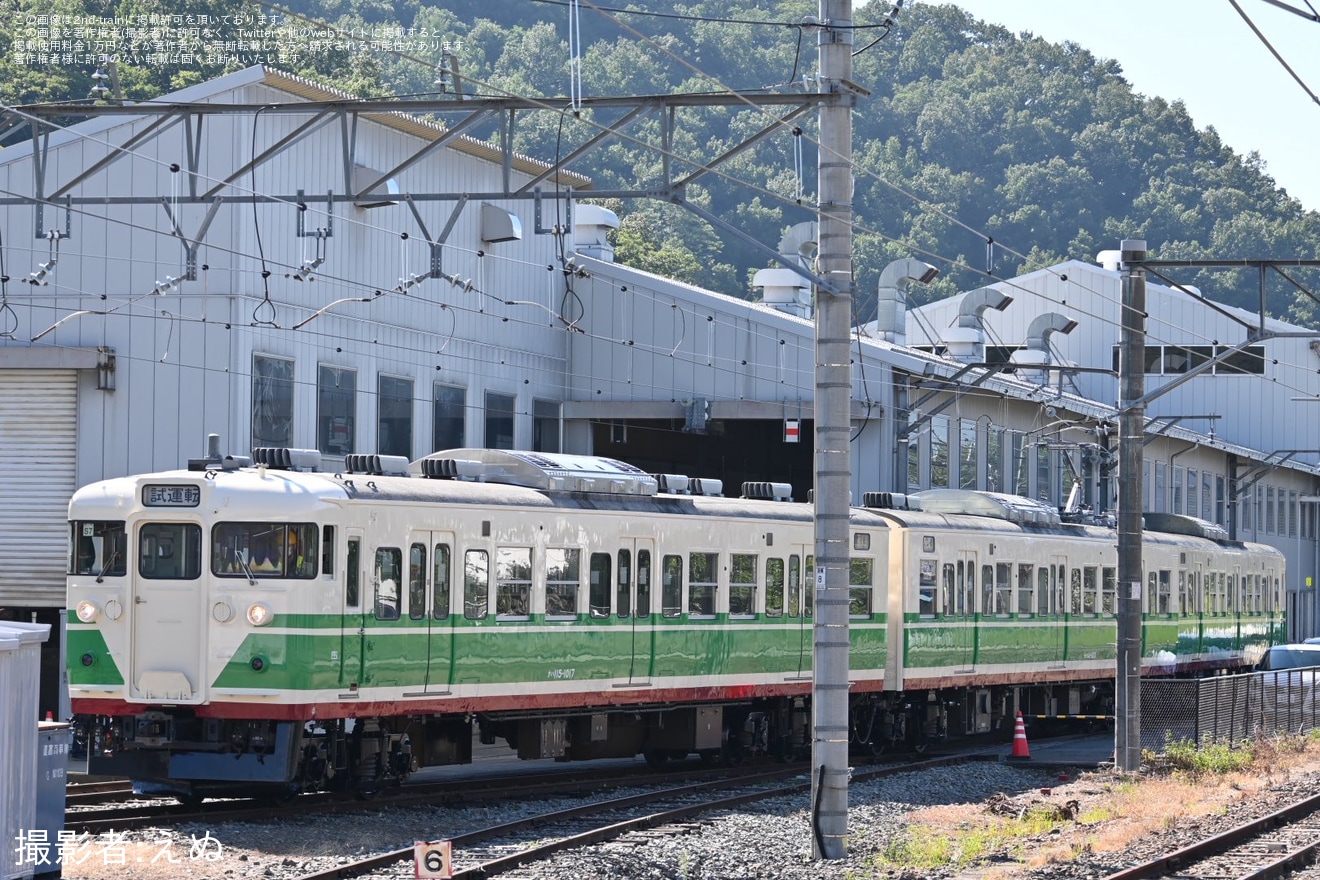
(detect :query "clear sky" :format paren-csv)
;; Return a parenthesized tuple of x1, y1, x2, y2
(946, 0, 1320, 213)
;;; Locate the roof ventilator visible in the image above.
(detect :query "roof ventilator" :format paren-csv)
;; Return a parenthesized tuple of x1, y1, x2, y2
(252, 447, 322, 471)
(420, 457, 484, 480)
(690, 478, 723, 497)
(863, 491, 913, 510)
(742, 481, 793, 502)
(344, 454, 410, 476)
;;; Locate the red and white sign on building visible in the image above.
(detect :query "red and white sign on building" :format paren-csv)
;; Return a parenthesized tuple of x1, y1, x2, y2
(784, 418, 800, 443)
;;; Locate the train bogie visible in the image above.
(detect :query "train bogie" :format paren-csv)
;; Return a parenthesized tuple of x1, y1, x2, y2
(66, 449, 1285, 797)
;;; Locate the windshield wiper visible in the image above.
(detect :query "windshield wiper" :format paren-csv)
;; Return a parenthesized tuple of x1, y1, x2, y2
(235, 549, 257, 585)
(95, 550, 119, 584)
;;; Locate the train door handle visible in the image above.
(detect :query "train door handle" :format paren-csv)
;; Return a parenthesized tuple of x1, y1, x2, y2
(135, 596, 146, 604)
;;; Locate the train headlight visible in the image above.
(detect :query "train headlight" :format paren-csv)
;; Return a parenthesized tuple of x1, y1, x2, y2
(245, 603, 273, 627)
(212, 601, 234, 623)
(104, 599, 122, 621)
(75, 601, 99, 623)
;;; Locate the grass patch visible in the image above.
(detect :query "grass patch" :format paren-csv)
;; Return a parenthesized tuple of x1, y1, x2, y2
(1156, 737, 1255, 779)
(876, 805, 1076, 872)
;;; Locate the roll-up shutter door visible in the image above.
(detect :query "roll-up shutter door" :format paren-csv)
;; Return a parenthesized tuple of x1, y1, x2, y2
(0, 370, 77, 606)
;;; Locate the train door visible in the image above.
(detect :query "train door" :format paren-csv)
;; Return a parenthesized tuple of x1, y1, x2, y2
(953, 550, 975, 672)
(415, 531, 455, 693)
(129, 521, 205, 702)
(338, 530, 365, 689)
(617, 538, 654, 685)
(1046, 555, 1067, 664)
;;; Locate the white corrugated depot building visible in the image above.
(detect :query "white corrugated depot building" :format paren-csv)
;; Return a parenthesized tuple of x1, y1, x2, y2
(0, 68, 1316, 714)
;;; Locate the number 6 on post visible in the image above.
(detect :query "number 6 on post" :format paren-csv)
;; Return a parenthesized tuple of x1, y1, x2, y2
(414, 840, 451, 878)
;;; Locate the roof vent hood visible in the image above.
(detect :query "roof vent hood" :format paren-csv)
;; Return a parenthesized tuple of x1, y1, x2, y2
(352, 165, 400, 208)
(573, 204, 619, 261)
(873, 257, 940, 344)
(480, 203, 523, 244)
(941, 286, 1012, 363)
(1010, 312, 1079, 380)
(752, 221, 817, 318)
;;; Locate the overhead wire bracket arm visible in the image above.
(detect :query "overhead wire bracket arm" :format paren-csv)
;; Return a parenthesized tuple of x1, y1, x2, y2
(405, 193, 468, 278)
(675, 198, 838, 294)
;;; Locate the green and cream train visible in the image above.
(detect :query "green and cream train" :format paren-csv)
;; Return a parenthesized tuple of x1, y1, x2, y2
(66, 448, 1285, 798)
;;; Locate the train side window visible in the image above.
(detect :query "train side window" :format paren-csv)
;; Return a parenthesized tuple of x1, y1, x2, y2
(1157, 570, 1172, 614)
(804, 555, 814, 617)
(1102, 567, 1116, 615)
(688, 552, 717, 617)
(408, 543, 427, 620)
(589, 553, 611, 618)
(635, 550, 651, 618)
(464, 549, 489, 619)
(1069, 568, 1082, 615)
(1226, 573, 1237, 616)
(374, 547, 401, 620)
(1177, 571, 1189, 615)
(848, 557, 872, 617)
(616, 550, 632, 618)
(433, 544, 451, 619)
(1037, 567, 1050, 615)
(321, 526, 335, 577)
(981, 565, 994, 617)
(995, 563, 1011, 615)
(546, 548, 580, 618)
(496, 547, 532, 618)
(346, 539, 360, 607)
(139, 523, 202, 580)
(1082, 566, 1098, 615)
(918, 560, 936, 616)
(787, 555, 801, 617)
(71, 521, 127, 577)
(1053, 564, 1066, 614)
(766, 558, 785, 618)
(731, 554, 757, 617)
(1223, 572, 1233, 612)
(941, 563, 956, 617)
(661, 554, 683, 618)
(1017, 564, 1033, 615)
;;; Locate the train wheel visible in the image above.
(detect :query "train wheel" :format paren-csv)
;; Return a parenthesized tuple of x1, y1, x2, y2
(642, 748, 668, 768)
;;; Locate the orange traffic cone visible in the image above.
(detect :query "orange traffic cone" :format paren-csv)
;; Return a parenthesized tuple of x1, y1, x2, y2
(1009, 711, 1031, 760)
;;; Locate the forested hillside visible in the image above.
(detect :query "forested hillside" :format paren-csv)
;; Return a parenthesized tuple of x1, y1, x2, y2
(5, 0, 1319, 324)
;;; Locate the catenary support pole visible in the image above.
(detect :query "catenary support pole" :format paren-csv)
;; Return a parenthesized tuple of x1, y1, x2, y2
(811, 0, 853, 859)
(1116, 238, 1147, 773)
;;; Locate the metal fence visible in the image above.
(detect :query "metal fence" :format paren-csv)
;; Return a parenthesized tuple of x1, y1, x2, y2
(1141, 667, 1320, 751)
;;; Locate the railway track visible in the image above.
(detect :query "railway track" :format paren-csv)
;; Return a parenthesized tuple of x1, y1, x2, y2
(1100, 791, 1320, 880)
(65, 756, 817, 833)
(64, 780, 133, 806)
(289, 752, 980, 880)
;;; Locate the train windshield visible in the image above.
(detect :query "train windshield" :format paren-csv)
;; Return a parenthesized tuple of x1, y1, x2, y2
(69, 521, 128, 577)
(212, 522, 319, 579)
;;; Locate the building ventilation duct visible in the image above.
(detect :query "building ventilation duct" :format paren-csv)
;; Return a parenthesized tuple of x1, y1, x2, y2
(873, 257, 940, 344)
(352, 165, 400, 208)
(752, 221, 817, 319)
(480, 203, 523, 244)
(941, 286, 1012, 363)
(573, 204, 619, 261)
(1010, 312, 1079, 379)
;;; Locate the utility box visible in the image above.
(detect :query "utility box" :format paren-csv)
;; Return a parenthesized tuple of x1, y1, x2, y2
(33, 722, 70, 877)
(0, 621, 52, 880)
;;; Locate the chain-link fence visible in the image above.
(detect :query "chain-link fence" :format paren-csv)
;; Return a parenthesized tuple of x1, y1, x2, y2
(1141, 667, 1320, 751)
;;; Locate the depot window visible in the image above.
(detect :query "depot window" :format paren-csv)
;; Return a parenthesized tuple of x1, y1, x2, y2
(318, 364, 357, 457)
(251, 354, 294, 449)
